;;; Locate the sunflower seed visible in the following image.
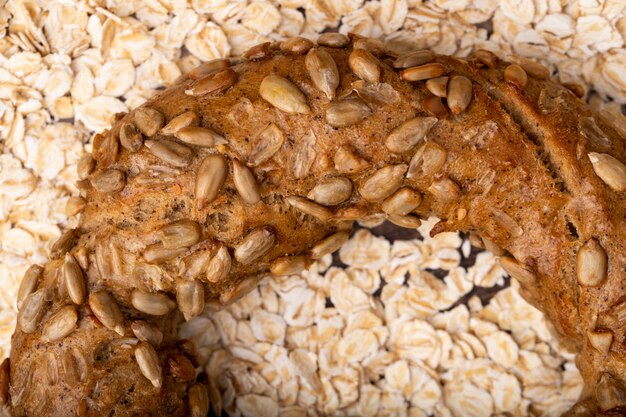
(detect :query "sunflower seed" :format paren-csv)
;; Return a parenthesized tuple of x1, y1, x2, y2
(471, 49, 498, 68)
(131, 321, 163, 347)
(407, 142, 448, 179)
(353, 37, 385, 56)
(60, 348, 88, 387)
(576, 238, 607, 287)
(359, 164, 407, 202)
(381, 188, 422, 215)
(504, 64, 527, 89)
(63, 253, 85, 305)
(189, 383, 210, 417)
(280, 37, 314, 55)
(244, 41, 272, 60)
(187, 68, 237, 97)
(42, 305, 77, 342)
(385, 117, 438, 154)
(351, 80, 400, 105)
(135, 342, 162, 388)
(88, 291, 125, 336)
(17, 288, 47, 333)
(144, 139, 193, 168)
(348, 49, 380, 84)
(134, 107, 165, 137)
(233, 159, 261, 204)
(0, 359, 8, 405)
(160, 111, 199, 136)
(131, 290, 176, 316)
(18, 265, 42, 310)
(175, 126, 227, 147)
(45, 352, 58, 385)
(176, 279, 205, 321)
(50, 229, 76, 260)
(305, 48, 340, 100)
(167, 353, 196, 381)
(143, 244, 187, 264)
(499, 256, 536, 286)
(92, 132, 119, 168)
(588, 330, 613, 355)
(159, 220, 202, 249)
(220, 275, 262, 305)
(425, 76, 449, 97)
(270, 256, 308, 276)
(428, 176, 461, 202)
(491, 208, 523, 238)
(259, 74, 311, 114)
(184, 251, 212, 279)
(387, 212, 422, 228)
(119, 122, 144, 151)
(250, 123, 284, 166)
(286, 196, 333, 222)
(235, 228, 275, 264)
(307, 177, 352, 206)
(65, 196, 86, 217)
(77, 154, 95, 180)
(401, 63, 446, 81)
(195, 154, 228, 209)
(326, 99, 371, 128)
(422, 94, 448, 117)
(292, 130, 317, 179)
(334, 146, 369, 173)
(311, 231, 350, 259)
(563, 82, 585, 98)
(206, 246, 231, 283)
(393, 50, 435, 69)
(482, 237, 505, 256)
(447, 76, 473, 115)
(317, 33, 350, 48)
(509, 55, 549, 80)
(189, 58, 231, 80)
(91, 169, 125, 193)
(588, 152, 626, 192)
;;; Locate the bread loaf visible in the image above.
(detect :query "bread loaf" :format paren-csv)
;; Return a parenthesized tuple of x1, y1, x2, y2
(7, 34, 626, 416)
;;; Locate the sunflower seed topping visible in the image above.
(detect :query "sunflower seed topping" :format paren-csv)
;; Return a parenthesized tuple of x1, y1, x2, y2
(311, 231, 350, 259)
(233, 159, 261, 204)
(91, 169, 126, 193)
(17, 288, 47, 333)
(119, 122, 144, 151)
(92, 133, 119, 168)
(160, 111, 199, 135)
(159, 220, 202, 249)
(144, 139, 193, 167)
(428, 176, 461, 202)
(393, 50, 435, 69)
(471, 49, 498, 68)
(189, 58, 231, 80)
(42, 305, 77, 342)
(243, 42, 272, 60)
(89, 291, 125, 336)
(135, 342, 162, 388)
(382, 188, 422, 215)
(447, 76, 473, 115)
(334, 146, 369, 173)
(77, 154, 95, 180)
(326, 99, 371, 128)
(143, 244, 187, 264)
(187, 68, 237, 97)
(280, 37, 314, 55)
(510, 56, 549, 80)
(50, 229, 76, 260)
(220, 275, 262, 305)
(387, 214, 422, 228)
(422, 94, 448, 117)
(235, 228, 275, 265)
(176, 279, 205, 321)
(18, 265, 42, 310)
(348, 49, 380, 84)
(206, 246, 231, 283)
(195, 154, 228, 209)
(65, 196, 86, 217)
(504, 64, 528, 89)
(576, 238, 607, 287)
(175, 126, 227, 147)
(407, 142, 448, 178)
(425, 76, 449, 97)
(286, 196, 333, 222)
(270, 256, 308, 276)
(250, 123, 285, 166)
(401, 63, 446, 81)
(260, 74, 311, 114)
(134, 107, 165, 137)
(189, 383, 210, 417)
(385, 117, 438, 154)
(307, 177, 352, 206)
(131, 321, 163, 347)
(131, 290, 176, 316)
(588, 330, 613, 355)
(305, 48, 340, 100)
(499, 257, 536, 286)
(317, 33, 350, 48)
(588, 152, 626, 192)
(167, 353, 195, 381)
(359, 164, 407, 202)
(63, 253, 86, 305)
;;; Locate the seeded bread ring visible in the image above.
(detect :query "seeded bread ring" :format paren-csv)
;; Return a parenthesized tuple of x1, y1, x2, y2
(7, 35, 626, 416)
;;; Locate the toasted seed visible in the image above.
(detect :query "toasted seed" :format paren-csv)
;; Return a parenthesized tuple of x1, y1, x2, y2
(588, 330, 613, 355)
(447, 76, 473, 115)
(503, 64, 527, 89)
(119, 122, 144, 151)
(471, 49, 498, 68)
(401, 63, 446, 81)
(385, 117, 438, 154)
(407, 142, 448, 179)
(44, 352, 59, 385)
(317, 33, 350, 48)
(250, 123, 285, 166)
(482, 237, 506, 256)
(189, 383, 210, 417)
(425, 76, 449, 97)
(60, 348, 88, 387)
(195, 154, 228, 209)
(206, 246, 231, 283)
(244, 42, 272, 60)
(563, 82, 585, 98)
(159, 220, 202, 249)
(131, 290, 176, 316)
(334, 146, 369, 173)
(307, 177, 352, 206)
(387, 214, 422, 229)
(311, 231, 350, 259)
(326, 99, 371, 128)
(351, 79, 401, 105)
(189, 58, 231, 80)
(160, 111, 199, 135)
(50, 229, 76, 260)
(233, 159, 261, 204)
(491, 208, 523, 238)
(220, 275, 261, 305)
(270, 256, 308, 276)
(175, 126, 227, 147)
(499, 256, 536, 285)
(393, 50, 435, 69)
(17, 288, 47, 333)
(588, 152, 626, 192)
(422, 94, 448, 117)
(89, 291, 125, 336)
(143, 244, 187, 264)
(280, 37, 314, 55)
(353, 37, 385, 56)
(17, 265, 43, 310)
(42, 305, 77, 342)
(167, 353, 196, 381)
(286, 196, 333, 222)
(348, 49, 380, 84)
(187, 68, 237, 97)
(260, 74, 310, 114)
(63, 253, 86, 305)
(510, 55, 549, 80)
(135, 342, 162, 388)
(292, 130, 317, 179)
(144, 139, 193, 167)
(359, 164, 407, 202)
(131, 321, 164, 347)
(65, 196, 86, 217)
(382, 188, 422, 215)
(77, 154, 95, 180)
(305, 48, 340, 100)
(135, 107, 165, 137)
(92, 133, 118, 167)
(428, 176, 461, 202)
(185, 249, 211, 278)
(235, 228, 275, 264)
(91, 169, 125, 193)
(0, 358, 8, 406)
(576, 238, 607, 287)
(176, 279, 205, 321)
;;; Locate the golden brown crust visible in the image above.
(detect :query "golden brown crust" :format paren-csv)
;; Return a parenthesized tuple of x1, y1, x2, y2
(8, 38, 626, 416)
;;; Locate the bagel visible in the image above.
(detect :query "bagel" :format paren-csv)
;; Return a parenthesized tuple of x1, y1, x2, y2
(6, 35, 626, 416)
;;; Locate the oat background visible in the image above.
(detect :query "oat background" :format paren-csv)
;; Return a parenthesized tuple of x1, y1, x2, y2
(0, 1, 625, 416)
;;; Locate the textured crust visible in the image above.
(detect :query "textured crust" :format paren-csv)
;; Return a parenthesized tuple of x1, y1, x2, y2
(7, 37, 626, 416)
